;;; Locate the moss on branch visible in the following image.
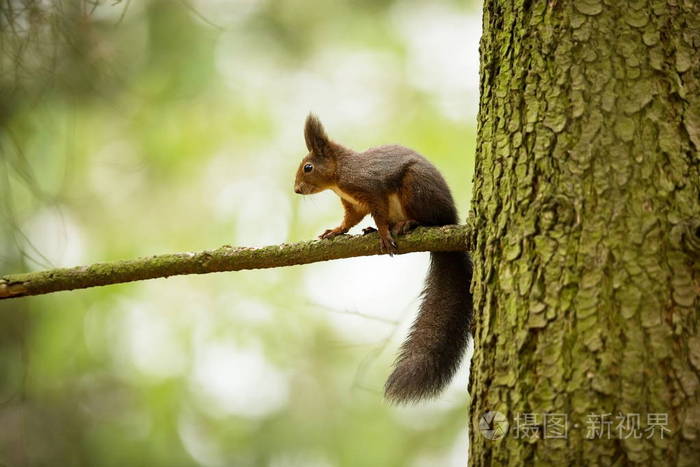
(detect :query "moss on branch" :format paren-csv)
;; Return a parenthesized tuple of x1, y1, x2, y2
(0, 225, 471, 300)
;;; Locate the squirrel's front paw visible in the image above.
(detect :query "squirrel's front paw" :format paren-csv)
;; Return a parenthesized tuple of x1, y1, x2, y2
(319, 228, 345, 240)
(379, 233, 398, 256)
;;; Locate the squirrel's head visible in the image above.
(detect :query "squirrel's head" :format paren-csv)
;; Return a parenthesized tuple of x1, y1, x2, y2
(294, 114, 338, 195)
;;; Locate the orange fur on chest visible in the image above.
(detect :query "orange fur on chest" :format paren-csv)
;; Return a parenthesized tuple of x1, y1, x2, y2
(330, 186, 408, 224)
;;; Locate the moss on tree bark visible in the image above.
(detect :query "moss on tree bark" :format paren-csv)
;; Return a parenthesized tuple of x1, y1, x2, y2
(468, 1, 700, 465)
(0, 225, 470, 299)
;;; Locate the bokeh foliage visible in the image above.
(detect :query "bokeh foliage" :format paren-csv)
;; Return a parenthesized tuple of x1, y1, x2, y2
(1, 1, 478, 465)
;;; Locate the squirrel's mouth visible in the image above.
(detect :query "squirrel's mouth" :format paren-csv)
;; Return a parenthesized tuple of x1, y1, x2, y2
(294, 183, 316, 195)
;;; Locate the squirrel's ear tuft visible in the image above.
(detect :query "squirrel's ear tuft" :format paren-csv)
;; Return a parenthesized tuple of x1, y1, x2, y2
(304, 114, 330, 156)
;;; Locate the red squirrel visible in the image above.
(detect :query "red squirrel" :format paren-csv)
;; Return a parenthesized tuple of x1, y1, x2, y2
(294, 114, 473, 403)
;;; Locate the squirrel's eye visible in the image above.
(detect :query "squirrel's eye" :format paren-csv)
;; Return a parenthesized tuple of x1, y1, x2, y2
(303, 163, 313, 173)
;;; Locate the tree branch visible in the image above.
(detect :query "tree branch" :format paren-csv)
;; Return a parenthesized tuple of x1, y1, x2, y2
(0, 225, 471, 300)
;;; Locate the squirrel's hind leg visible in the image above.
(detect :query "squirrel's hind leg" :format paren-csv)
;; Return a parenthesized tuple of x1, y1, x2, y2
(370, 207, 398, 255)
(391, 219, 419, 237)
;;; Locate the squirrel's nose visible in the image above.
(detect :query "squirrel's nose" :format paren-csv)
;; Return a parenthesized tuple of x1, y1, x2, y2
(294, 185, 302, 194)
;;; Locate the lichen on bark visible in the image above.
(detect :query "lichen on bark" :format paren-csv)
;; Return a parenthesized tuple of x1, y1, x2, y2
(0, 225, 470, 300)
(469, 1, 700, 465)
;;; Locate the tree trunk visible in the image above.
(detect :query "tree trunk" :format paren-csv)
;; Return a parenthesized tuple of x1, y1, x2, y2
(468, 1, 700, 465)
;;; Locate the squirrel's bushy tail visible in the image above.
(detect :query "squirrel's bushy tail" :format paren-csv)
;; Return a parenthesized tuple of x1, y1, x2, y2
(385, 251, 473, 403)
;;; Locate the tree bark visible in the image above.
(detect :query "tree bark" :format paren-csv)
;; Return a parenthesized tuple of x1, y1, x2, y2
(0, 225, 469, 299)
(468, 1, 700, 465)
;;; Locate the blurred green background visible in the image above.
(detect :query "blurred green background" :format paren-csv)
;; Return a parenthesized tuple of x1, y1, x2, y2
(0, 1, 479, 465)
